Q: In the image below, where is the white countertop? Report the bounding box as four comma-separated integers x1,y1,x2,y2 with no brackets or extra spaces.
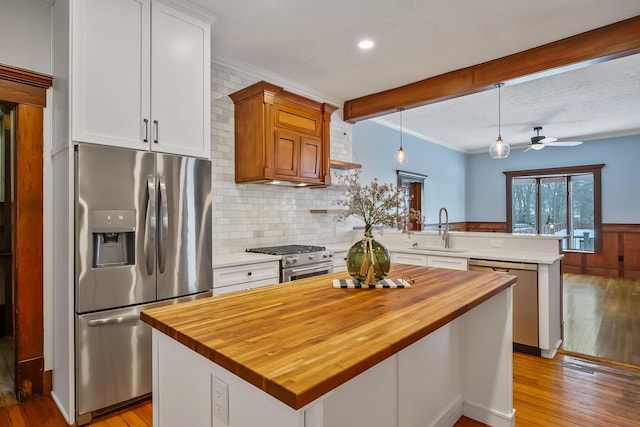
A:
386,245,563,264
214,230,564,269
213,244,563,268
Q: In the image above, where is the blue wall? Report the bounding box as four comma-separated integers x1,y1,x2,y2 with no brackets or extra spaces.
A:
353,121,467,224
466,134,640,223
353,121,640,225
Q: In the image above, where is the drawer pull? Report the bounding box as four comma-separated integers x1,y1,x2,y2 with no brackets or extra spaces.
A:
247,271,252,276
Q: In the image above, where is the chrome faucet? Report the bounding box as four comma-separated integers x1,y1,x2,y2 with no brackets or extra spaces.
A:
438,207,450,248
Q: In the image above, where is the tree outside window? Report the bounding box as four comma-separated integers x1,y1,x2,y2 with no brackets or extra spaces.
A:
505,165,603,252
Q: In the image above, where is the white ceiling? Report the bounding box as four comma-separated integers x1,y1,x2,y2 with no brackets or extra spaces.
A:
191,0,640,153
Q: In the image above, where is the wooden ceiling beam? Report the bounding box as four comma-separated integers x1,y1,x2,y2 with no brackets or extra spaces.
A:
343,15,640,123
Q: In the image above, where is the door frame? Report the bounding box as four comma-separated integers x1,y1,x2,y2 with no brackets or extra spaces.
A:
0,63,53,400
397,170,427,232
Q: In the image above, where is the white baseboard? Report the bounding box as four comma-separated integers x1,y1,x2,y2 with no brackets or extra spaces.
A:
463,400,516,427
431,395,464,427
541,339,563,359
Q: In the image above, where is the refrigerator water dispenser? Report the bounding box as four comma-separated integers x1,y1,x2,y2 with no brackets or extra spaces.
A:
91,210,136,268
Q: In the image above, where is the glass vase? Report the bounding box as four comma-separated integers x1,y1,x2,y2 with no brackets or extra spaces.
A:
346,228,391,285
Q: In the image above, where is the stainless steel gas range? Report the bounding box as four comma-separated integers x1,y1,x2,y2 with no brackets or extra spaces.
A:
246,245,334,282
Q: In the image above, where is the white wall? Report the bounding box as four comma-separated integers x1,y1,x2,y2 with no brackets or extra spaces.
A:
465,134,640,223
209,61,356,256
0,0,52,74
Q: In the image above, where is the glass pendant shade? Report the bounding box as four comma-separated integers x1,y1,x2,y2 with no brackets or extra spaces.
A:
396,109,408,164
490,135,510,159
489,83,510,159
396,146,407,164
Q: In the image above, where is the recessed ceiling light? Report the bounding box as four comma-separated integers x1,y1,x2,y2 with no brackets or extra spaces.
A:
358,40,374,49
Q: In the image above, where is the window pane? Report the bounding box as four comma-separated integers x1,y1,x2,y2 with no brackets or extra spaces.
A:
540,177,566,237
512,177,536,234
570,174,594,251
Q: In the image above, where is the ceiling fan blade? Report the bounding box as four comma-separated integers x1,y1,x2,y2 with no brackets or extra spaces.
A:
544,140,584,147
539,136,557,143
523,146,533,152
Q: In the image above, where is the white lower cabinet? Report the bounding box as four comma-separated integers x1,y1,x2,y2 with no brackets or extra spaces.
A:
391,252,427,266
427,255,468,270
391,252,468,270
213,261,280,295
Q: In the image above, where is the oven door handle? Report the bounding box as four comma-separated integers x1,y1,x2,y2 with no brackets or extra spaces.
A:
285,263,333,274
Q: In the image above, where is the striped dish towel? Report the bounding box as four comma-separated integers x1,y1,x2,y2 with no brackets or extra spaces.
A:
332,278,411,289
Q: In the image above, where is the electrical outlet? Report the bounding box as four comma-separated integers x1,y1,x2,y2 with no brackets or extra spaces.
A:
489,239,503,248
213,376,229,425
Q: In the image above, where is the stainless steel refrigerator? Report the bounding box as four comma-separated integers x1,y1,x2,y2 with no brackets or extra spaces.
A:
74,143,212,425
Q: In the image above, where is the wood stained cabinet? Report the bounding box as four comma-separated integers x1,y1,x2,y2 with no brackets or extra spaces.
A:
230,81,337,186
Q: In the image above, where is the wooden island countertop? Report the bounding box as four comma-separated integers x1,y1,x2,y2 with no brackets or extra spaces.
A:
141,264,516,410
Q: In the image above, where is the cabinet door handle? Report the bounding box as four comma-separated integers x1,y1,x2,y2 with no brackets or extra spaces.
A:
143,119,149,143
153,120,159,144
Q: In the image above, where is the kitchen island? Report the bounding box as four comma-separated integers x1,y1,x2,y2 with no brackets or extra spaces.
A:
141,264,517,427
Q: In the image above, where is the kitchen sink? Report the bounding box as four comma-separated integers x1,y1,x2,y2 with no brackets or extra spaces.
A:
408,246,470,253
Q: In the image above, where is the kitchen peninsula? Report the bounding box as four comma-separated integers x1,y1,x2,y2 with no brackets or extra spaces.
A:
141,264,517,427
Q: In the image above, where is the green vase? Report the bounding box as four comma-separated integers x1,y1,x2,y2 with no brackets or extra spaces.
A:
346,228,391,285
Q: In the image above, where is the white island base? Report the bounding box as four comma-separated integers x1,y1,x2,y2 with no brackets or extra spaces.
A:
151,287,515,427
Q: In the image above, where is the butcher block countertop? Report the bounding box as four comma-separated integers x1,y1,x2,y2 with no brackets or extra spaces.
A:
140,264,516,410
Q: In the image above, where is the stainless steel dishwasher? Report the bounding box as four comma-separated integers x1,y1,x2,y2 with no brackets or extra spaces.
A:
468,259,539,355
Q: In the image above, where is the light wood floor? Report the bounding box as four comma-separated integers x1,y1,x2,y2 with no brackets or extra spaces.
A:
1,352,639,426
563,273,640,366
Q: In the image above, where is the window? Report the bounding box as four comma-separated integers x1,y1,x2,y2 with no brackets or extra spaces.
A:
505,164,604,252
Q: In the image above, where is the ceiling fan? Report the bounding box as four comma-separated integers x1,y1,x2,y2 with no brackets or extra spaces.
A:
523,126,583,152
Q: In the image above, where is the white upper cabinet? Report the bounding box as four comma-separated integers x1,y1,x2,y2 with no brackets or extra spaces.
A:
72,0,210,158
151,3,210,157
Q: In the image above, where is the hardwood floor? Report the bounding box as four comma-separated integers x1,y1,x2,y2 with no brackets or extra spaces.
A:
1,353,639,426
0,336,16,408
514,352,640,426
0,397,152,427
563,273,640,366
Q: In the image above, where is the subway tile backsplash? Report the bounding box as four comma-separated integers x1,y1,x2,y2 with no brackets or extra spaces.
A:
210,61,356,255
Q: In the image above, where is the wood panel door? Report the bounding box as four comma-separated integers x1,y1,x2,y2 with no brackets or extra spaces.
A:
0,64,52,400
14,104,44,399
273,129,298,178
298,135,321,180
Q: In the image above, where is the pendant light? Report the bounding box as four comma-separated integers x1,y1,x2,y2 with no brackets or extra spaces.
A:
395,108,408,165
489,83,511,159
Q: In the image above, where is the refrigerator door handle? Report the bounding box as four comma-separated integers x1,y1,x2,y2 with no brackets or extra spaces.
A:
158,176,169,274
144,175,156,275
87,313,140,327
